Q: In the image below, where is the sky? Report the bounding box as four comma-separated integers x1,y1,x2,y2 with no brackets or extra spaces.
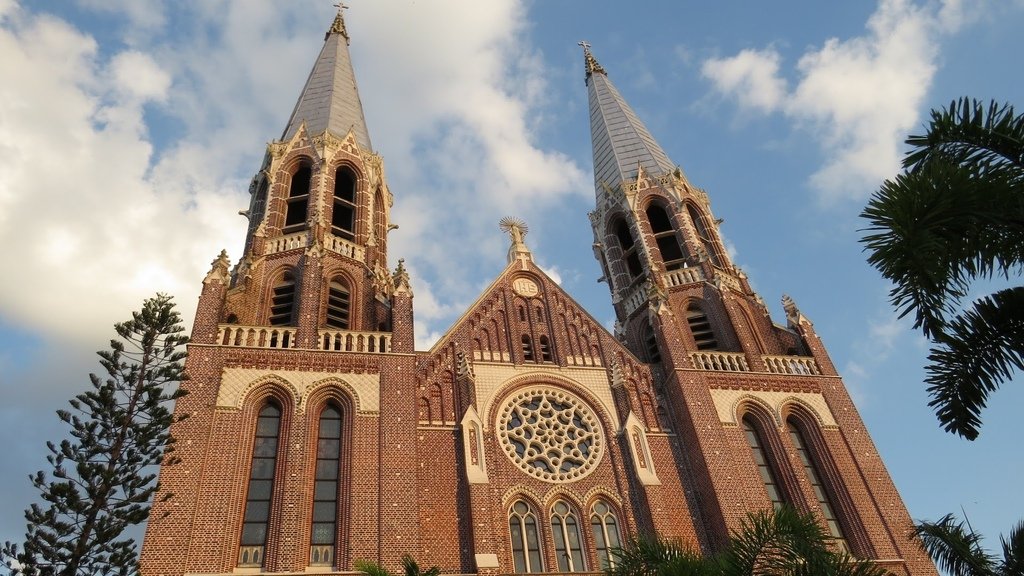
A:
1,0,1022,567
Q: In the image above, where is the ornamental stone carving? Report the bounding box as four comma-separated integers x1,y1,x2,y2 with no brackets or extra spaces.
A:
497,387,603,483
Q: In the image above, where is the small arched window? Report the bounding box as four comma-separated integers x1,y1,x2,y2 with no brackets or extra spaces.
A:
590,500,622,569
646,204,687,270
742,416,785,510
614,219,643,279
686,304,718,350
325,278,351,329
687,204,721,267
509,500,543,573
539,335,552,362
269,272,297,326
642,322,661,363
310,404,343,566
284,165,311,232
522,335,535,362
788,419,849,552
239,401,282,567
332,167,357,240
550,500,585,572
518,306,526,322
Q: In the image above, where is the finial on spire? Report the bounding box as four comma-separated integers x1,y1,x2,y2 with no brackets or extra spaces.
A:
500,216,533,265
579,40,606,80
328,2,350,41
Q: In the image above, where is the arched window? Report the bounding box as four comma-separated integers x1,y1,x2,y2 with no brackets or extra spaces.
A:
332,167,357,240
646,204,686,270
284,165,311,232
239,401,282,567
742,416,785,510
550,500,585,572
522,335,535,362
539,335,552,362
686,304,719,350
269,272,297,326
509,500,543,573
642,322,661,363
310,404,342,566
325,278,351,329
686,204,721,267
590,500,622,569
614,219,643,279
787,419,850,552
536,306,544,321
373,188,386,253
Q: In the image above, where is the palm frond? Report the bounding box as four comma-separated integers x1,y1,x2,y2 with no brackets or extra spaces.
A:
904,98,1024,174
924,287,1024,439
608,536,709,576
914,514,996,576
998,517,1024,576
355,559,393,576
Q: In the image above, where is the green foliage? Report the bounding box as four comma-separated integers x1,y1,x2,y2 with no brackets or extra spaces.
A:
606,507,889,576
2,295,188,576
914,514,1024,576
860,98,1024,439
355,554,440,576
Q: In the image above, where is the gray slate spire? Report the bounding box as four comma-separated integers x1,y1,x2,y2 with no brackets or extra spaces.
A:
584,44,676,197
281,10,372,150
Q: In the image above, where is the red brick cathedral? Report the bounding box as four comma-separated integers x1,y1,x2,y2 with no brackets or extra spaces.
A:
141,11,935,576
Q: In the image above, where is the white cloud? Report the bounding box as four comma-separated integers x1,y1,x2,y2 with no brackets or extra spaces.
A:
701,48,786,112
701,0,978,202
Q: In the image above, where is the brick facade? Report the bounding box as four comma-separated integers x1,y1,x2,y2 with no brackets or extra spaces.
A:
138,14,935,576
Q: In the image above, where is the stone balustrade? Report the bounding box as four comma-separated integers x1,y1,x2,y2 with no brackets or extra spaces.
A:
264,231,308,255
665,266,704,287
319,329,390,353
219,325,298,349
762,354,820,375
690,351,750,372
324,232,365,261
622,283,648,316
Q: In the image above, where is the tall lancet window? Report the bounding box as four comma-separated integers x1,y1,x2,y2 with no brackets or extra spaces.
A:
646,204,686,270
787,419,850,552
742,416,785,510
333,167,357,240
550,500,585,572
614,219,643,279
284,165,311,232
590,500,622,569
239,401,282,568
509,500,543,573
269,272,297,327
686,204,722,267
310,405,343,566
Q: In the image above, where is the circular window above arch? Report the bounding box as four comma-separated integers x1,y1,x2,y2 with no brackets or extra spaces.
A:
497,387,603,483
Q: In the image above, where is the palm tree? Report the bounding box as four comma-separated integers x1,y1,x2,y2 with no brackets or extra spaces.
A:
860,98,1024,440
914,514,1024,576
607,507,890,576
356,554,439,576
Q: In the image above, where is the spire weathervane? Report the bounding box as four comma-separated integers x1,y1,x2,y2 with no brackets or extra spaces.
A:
579,40,606,79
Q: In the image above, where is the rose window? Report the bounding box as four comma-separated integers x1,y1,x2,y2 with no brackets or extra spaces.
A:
497,388,602,482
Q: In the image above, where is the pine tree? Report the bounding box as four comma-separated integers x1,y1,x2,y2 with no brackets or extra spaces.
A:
2,294,188,576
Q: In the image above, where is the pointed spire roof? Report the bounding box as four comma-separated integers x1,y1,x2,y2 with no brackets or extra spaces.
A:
281,9,372,149
583,43,676,197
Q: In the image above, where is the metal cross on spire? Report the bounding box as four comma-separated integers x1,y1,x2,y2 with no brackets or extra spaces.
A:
328,1,350,40
579,40,605,78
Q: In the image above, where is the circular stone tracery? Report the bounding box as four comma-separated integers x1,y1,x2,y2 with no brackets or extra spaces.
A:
497,387,603,482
